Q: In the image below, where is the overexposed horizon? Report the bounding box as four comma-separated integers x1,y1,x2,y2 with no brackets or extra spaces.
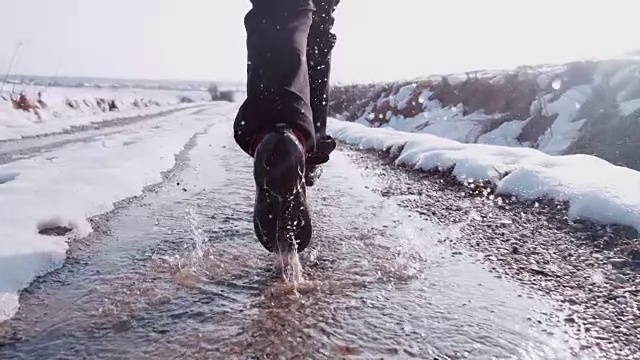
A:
1,0,638,84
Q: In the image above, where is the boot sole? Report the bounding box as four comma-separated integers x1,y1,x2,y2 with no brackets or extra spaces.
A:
253,130,312,254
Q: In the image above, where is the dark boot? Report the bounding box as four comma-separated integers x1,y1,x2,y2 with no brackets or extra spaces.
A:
305,134,336,186
253,125,312,254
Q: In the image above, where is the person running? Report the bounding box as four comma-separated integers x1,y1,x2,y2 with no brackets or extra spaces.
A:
233,0,340,255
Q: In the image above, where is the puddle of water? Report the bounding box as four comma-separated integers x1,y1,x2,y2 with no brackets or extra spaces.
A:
0,117,594,359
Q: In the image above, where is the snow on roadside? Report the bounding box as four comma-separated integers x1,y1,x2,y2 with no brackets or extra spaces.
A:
331,59,640,167
328,119,640,233
0,102,199,141
535,85,592,155
0,86,212,141
0,104,229,322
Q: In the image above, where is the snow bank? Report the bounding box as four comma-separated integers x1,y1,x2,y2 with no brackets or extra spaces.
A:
0,105,225,322
328,119,640,233
0,86,211,141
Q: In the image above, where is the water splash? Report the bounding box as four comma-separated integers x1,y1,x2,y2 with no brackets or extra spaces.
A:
185,207,206,260
275,251,305,285
273,183,308,292
157,207,212,278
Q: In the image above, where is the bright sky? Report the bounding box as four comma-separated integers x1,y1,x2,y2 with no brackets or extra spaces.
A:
0,0,638,83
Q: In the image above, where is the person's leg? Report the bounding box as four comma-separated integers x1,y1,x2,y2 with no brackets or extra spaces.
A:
305,0,340,185
237,0,317,254
308,0,340,139
234,0,316,157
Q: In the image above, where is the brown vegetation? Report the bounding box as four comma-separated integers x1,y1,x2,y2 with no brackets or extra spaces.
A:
11,93,42,120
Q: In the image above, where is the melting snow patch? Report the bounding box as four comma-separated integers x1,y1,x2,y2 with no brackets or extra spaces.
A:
536,85,592,155
328,119,640,234
37,217,92,238
477,120,527,147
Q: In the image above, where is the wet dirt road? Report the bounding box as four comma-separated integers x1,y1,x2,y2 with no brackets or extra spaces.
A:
0,106,594,359
0,105,207,165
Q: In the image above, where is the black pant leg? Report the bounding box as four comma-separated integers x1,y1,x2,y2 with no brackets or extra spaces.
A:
307,0,340,138
234,0,316,156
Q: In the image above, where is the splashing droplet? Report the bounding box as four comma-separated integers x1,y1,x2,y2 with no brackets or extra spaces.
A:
185,207,206,260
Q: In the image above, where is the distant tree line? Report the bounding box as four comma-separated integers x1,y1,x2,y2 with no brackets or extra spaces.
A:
207,83,235,102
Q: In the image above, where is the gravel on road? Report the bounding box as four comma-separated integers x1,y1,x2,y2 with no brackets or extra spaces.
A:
347,145,640,360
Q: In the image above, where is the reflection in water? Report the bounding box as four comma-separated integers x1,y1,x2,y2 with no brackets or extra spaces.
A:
0,123,588,360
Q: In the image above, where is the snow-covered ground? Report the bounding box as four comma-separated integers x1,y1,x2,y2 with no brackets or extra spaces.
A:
328,119,640,234
0,103,233,322
0,86,212,141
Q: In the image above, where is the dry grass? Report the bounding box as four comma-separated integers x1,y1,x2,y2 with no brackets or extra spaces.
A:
11,93,43,120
